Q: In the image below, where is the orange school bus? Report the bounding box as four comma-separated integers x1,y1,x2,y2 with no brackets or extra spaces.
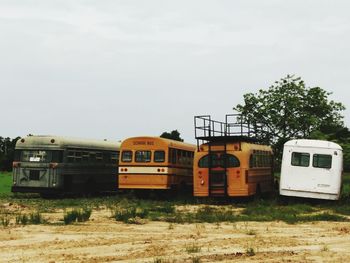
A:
118,137,196,191
194,115,274,197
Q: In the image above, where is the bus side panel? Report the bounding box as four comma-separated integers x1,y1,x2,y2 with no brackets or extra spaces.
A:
227,168,249,197
62,164,118,192
119,174,170,189
193,164,209,197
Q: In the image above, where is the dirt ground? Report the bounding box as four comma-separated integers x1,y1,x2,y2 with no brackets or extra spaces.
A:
1,207,350,263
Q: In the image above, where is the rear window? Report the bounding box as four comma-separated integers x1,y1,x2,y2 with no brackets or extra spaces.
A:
135,151,151,162
198,154,240,168
313,154,332,169
291,152,310,167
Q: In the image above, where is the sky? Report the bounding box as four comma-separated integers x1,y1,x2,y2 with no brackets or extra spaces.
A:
1,0,349,143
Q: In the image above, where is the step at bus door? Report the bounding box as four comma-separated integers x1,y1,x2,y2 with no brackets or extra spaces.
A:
209,170,227,197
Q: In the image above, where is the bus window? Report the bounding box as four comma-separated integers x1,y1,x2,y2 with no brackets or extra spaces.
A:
52,151,63,163
224,154,240,167
198,155,209,168
313,154,332,169
89,152,96,162
75,152,82,163
291,152,310,167
135,151,151,162
121,151,132,162
96,152,103,162
67,151,75,162
169,148,177,164
22,150,49,163
82,152,89,162
111,152,119,163
198,154,219,168
154,151,165,162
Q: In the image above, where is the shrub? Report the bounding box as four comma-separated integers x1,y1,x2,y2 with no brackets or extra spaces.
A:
29,211,43,224
1,215,10,227
185,243,202,253
114,206,149,223
16,214,29,225
64,208,92,225
246,247,255,256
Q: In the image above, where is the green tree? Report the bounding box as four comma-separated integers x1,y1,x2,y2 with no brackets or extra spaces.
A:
234,75,345,167
309,125,350,172
0,136,21,171
160,130,184,142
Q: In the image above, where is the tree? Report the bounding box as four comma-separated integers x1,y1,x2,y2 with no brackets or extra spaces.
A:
309,125,350,172
160,130,184,142
234,75,345,166
0,136,21,171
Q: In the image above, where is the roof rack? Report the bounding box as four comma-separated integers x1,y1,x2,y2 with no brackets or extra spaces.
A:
194,114,269,149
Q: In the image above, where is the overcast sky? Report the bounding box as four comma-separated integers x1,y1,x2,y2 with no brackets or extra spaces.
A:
1,0,349,143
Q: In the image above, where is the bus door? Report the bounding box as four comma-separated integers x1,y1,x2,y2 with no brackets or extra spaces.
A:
208,152,227,197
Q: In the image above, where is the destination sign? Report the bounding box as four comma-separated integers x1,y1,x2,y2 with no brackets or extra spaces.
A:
133,141,154,145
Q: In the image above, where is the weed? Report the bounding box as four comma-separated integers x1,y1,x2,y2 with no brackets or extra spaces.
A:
16,214,29,225
321,244,329,252
1,215,10,227
246,247,255,256
63,207,91,225
185,243,202,253
191,256,201,263
153,258,173,263
126,216,146,225
77,207,92,222
246,229,257,236
64,210,79,225
168,223,174,230
29,211,43,224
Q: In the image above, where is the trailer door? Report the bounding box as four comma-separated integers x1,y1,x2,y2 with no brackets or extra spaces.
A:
310,150,341,195
281,150,313,192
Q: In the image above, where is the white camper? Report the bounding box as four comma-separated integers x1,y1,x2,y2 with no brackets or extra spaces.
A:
280,139,343,200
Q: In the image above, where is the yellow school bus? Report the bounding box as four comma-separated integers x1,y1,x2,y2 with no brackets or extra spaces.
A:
118,136,196,191
193,115,274,197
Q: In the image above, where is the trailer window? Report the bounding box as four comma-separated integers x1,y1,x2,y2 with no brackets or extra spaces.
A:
291,152,310,167
135,151,151,162
313,154,332,169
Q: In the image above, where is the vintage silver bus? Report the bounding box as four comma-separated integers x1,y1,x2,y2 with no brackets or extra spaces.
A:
12,135,120,195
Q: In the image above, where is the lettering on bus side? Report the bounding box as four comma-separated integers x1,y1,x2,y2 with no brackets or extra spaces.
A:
133,141,155,146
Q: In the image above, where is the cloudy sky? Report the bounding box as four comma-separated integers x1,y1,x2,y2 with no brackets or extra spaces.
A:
1,0,349,143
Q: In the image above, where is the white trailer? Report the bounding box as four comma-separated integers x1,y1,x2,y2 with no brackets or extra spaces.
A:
280,139,343,200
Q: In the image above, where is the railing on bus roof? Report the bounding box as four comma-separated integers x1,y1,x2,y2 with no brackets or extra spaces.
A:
194,114,270,149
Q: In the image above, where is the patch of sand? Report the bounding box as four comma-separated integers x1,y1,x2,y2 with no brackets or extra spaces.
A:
0,208,350,262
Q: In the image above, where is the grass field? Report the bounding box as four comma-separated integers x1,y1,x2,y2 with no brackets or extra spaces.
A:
0,172,12,194
1,172,350,225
